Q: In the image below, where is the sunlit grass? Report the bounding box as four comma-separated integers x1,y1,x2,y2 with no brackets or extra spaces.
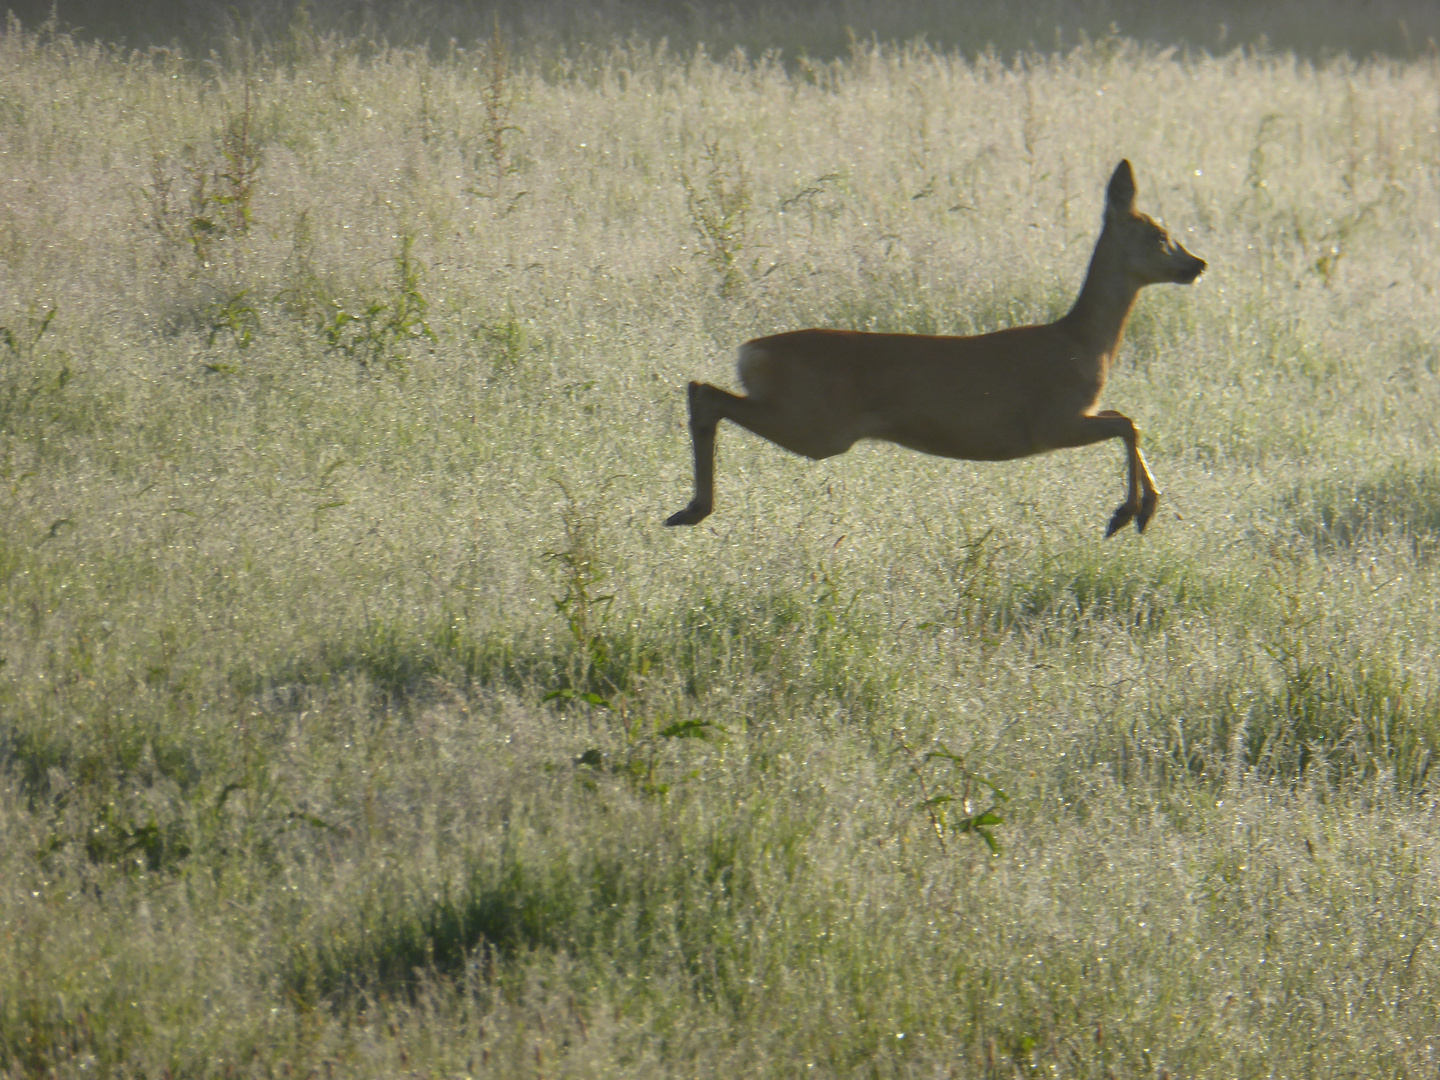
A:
3,10,1440,1078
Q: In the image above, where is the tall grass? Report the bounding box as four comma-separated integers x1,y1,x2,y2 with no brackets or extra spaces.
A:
2,10,1440,1077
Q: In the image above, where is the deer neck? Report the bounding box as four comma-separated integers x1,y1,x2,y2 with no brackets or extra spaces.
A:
1059,233,1141,374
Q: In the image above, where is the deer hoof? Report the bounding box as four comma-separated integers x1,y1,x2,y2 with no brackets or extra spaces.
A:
1135,491,1161,534
1104,503,1136,538
664,502,711,527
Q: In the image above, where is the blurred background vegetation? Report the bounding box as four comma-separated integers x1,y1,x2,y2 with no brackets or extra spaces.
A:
9,0,1440,60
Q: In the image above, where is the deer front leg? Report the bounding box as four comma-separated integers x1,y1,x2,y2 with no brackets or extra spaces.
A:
1094,410,1161,537
1129,443,1162,534
665,381,724,526
1044,411,1161,538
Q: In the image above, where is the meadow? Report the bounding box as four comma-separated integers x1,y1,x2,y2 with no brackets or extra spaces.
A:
2,10,1440,1077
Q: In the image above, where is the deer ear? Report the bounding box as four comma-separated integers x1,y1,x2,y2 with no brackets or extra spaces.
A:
1106,159,1136,214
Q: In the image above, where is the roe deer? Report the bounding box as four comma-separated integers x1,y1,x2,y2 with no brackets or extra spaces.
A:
665,159,1205,537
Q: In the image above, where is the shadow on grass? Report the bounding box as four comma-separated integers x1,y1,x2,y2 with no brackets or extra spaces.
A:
246,579,888,715
1156,653,1439,791
290,855,577,1003
1,701,210,873
981,546,1227,636
240,614,562,704
286,801,805,1009
1288,463,1440,558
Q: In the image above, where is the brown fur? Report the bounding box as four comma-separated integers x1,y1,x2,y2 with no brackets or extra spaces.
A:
665,160,1206,537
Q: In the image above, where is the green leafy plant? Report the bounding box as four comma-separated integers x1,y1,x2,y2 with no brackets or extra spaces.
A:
681,136,752,295
543,479,618,708
204,289,260,356
321,234,435,370
212,83,263,239
543,483,714,794
305,455,349,531
919,523,999,635
83,802,192,873
465,21,526,211
475,309,528,373
572,714,723,797
0,304,64,423
143,83,263,267
895,732,1009,854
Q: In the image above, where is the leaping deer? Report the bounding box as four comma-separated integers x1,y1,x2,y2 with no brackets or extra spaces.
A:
665,159,1205,537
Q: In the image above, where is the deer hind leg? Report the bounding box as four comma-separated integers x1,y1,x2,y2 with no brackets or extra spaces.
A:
665,380,853,526
665,382,726,526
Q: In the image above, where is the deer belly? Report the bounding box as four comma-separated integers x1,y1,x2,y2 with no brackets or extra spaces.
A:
875,406,1036,463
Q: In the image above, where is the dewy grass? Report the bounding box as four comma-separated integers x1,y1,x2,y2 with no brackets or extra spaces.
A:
3,13,1440,1078
1287,462,1440,559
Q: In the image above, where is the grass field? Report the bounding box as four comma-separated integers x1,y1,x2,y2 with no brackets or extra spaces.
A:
3,9,1440,1077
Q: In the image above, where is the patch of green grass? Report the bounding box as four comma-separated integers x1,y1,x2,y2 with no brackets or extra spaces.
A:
937,541,1233,637
1154,647,1440,788
1290,462,1440,558
288,769,833,1007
